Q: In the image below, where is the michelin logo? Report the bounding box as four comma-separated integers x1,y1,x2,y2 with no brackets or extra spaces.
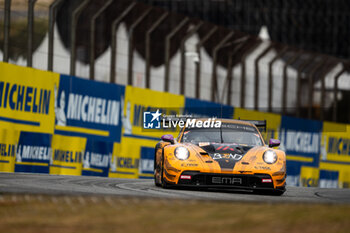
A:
16,145,52,162
83,152,111,169
55,88,121,126
279,129,320,154
0,81,51,115
143,109,161,129
54,85,66,126
121,96,132,134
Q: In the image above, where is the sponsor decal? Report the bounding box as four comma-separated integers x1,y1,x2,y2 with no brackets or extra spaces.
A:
212,153,243,161
254,166,271,170
180,175,191,180
212,177,242,185
180,163,198,167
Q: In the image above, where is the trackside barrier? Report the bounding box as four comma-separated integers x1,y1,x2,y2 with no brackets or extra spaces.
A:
0,62,349,188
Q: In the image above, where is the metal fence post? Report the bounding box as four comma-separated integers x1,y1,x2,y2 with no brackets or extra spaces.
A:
225,37,250,105
282,50,302,115
254,44,274,110
211,31,234,102
296,55,315,118
89,0,114,80
70,0,91,76
145,12,168,89
48,0,64,71
180,22,203,95
110,2,136,83
128,8,152,86
27,0,37,67
239,41,261,109
307,57,328,119
319,60,336,121
195,26,218,99
332,64,346,122
267,46,288,112
164,17,189,92
3,0,11,62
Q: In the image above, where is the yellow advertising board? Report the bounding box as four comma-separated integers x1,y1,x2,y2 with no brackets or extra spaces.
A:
118,86,185,178
0,128,20,172
300,166,319,187
233,108,281,143
0,62,59,134
109,139,141,179
50,134,86,176
320,122,350,188
122,85,185,138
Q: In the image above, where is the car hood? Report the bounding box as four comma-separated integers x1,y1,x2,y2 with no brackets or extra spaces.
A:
187,142,260,170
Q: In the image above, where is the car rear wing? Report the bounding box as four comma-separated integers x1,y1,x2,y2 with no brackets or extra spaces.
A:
241,120,267,133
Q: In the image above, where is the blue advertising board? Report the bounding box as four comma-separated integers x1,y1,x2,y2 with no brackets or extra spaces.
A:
279,116,323,185
15,132,52,173
184,97,234,118
82,140,113,177
54,75,125,142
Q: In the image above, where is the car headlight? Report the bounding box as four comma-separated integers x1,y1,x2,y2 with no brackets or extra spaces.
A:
174,147,189,160
263,150,277,164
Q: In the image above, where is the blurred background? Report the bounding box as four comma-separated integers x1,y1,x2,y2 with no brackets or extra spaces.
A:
1,0,350,123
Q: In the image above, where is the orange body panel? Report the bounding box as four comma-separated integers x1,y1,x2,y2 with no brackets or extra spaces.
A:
154,119,286,191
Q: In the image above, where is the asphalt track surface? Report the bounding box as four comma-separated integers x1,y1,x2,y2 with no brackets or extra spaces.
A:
1,173,350,204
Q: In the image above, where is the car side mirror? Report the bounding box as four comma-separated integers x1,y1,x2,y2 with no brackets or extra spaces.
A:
161,134,174,144
269,139,280,148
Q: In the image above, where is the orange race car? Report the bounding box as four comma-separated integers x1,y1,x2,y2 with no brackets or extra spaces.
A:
154,119,286,195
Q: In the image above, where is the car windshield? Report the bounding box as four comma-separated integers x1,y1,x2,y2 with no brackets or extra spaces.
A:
181,123,264,146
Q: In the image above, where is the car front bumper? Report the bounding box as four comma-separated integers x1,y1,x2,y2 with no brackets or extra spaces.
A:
173,171,285,191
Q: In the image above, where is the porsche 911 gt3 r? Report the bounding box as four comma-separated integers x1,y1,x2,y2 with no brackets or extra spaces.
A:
154,119,286,195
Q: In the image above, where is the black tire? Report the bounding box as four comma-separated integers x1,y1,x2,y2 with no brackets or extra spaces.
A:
154,146,161,187
160,149,169,189
254,189,285,196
